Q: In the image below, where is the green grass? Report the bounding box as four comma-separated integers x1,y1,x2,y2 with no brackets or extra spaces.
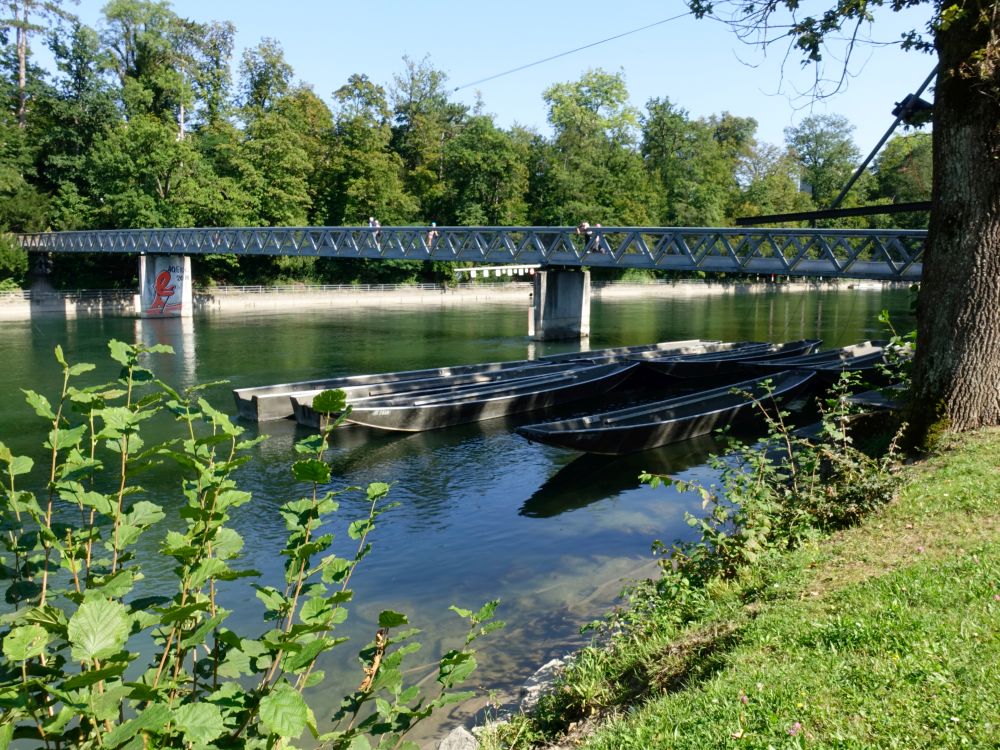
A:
481,430,1000,749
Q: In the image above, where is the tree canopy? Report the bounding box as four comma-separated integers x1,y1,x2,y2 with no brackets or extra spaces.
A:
0,0,930,289
686,0,1000,437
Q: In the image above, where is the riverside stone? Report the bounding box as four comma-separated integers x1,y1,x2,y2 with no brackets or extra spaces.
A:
520,657,569,712
438,725,479,750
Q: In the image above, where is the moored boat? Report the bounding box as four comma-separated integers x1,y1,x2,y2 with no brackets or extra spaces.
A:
233,339,719,422
339,361,640,432
515,369,816,455
637,339,822,379
292,361,595,428
737,341,886,384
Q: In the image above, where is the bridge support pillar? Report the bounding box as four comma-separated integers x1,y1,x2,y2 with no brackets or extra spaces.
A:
28,251,55,293
529,269,590,341
138,255,192,318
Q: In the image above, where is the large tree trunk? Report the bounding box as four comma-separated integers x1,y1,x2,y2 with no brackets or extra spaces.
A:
910,4,1000,439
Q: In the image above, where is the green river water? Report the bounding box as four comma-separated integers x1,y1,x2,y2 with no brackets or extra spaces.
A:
0,286,914,742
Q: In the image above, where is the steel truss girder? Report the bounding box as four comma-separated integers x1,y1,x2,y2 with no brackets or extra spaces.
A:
17,226,926,281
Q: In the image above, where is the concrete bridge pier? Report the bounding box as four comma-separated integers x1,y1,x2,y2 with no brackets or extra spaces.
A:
529,268,590,341
138,254,192,318
28,251,55,293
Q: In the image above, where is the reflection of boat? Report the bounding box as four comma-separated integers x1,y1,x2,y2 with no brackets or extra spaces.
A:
233,339,718,422
516,370,815,455
637,339,822,379
737,341,886,384
520,433,724,518
340,361,640,432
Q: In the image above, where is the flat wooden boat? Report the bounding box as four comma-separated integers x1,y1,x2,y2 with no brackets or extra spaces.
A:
232,339,717,422
638,339,822,379
738,341,886,383
516,369,816,455
339,361,640,432
233,359,557,422
292,361,592,428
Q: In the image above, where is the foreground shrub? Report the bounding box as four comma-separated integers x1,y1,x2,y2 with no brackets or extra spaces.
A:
0,341,500,749
643,374,903,619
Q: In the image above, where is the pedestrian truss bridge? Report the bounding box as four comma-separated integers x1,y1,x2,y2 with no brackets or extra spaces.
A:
19,225,925,281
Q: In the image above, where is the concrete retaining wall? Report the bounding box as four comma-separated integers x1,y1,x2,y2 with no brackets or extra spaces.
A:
0,279,908,321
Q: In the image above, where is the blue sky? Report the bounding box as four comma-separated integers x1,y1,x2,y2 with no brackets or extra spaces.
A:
67,0,935,150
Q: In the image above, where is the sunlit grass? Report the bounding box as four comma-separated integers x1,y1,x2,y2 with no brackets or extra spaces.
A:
481,429,1000,749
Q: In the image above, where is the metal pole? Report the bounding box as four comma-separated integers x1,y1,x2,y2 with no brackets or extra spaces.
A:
828,66,938,212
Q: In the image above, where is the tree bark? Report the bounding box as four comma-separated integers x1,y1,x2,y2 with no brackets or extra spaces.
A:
910,2,1000,438
17,2,27,129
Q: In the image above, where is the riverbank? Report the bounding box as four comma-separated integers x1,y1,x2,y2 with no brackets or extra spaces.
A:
475,429,1000,749
0,278,908,320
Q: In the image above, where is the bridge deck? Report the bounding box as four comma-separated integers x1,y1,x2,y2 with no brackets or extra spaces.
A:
18,226,926,281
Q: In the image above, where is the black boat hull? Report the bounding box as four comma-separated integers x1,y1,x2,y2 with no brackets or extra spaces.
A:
344,362,639,432
517,370,816,455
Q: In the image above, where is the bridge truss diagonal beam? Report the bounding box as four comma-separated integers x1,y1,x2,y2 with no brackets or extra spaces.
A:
17,225,926,281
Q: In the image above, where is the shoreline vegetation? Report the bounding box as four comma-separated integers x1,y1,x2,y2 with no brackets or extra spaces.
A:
473,422,1000,749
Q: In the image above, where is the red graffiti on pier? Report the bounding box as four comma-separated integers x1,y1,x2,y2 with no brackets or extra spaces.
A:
147,270,176,314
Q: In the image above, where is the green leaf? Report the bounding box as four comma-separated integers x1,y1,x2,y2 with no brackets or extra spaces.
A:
311,389,346,415
217,647,252,678
8,455,32,477
474,600,499,623
215,489,252,510
180,612,229,649
255,586,288,612
62,662,126,689
347,519,373,540
292,459,331,484
299,597,332,625
125,501,164,528
46,424,87,451
294,433,326,454
76,492,115,516
438,650,477,688
259,682,309,738
108,339,132,367
103,703,171,748
53,345,67,367
2,624,48,661
189,558,232,588
97,407,138,437
68,362,96,377
212,527,244,560
366,482,390,500
282,638,334,673
67,599,129,661
434,690,475,708
378,610,409,628
90,570,137,599
172,702,226,745
22,390,55,420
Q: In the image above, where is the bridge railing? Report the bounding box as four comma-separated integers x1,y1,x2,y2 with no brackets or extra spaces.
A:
17,225,927,281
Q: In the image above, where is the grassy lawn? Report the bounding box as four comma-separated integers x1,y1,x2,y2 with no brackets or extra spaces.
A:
483,429,1000,749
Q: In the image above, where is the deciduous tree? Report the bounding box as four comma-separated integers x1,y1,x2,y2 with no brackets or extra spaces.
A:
689,0,1000,437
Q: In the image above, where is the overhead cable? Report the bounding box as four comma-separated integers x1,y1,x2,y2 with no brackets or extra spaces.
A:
453,11,692,91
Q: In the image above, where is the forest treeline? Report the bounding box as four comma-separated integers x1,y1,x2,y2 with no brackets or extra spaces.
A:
0,0,931,290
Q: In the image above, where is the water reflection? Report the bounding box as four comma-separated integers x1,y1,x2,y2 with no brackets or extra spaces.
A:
135,315,197,386
521,433,725,518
